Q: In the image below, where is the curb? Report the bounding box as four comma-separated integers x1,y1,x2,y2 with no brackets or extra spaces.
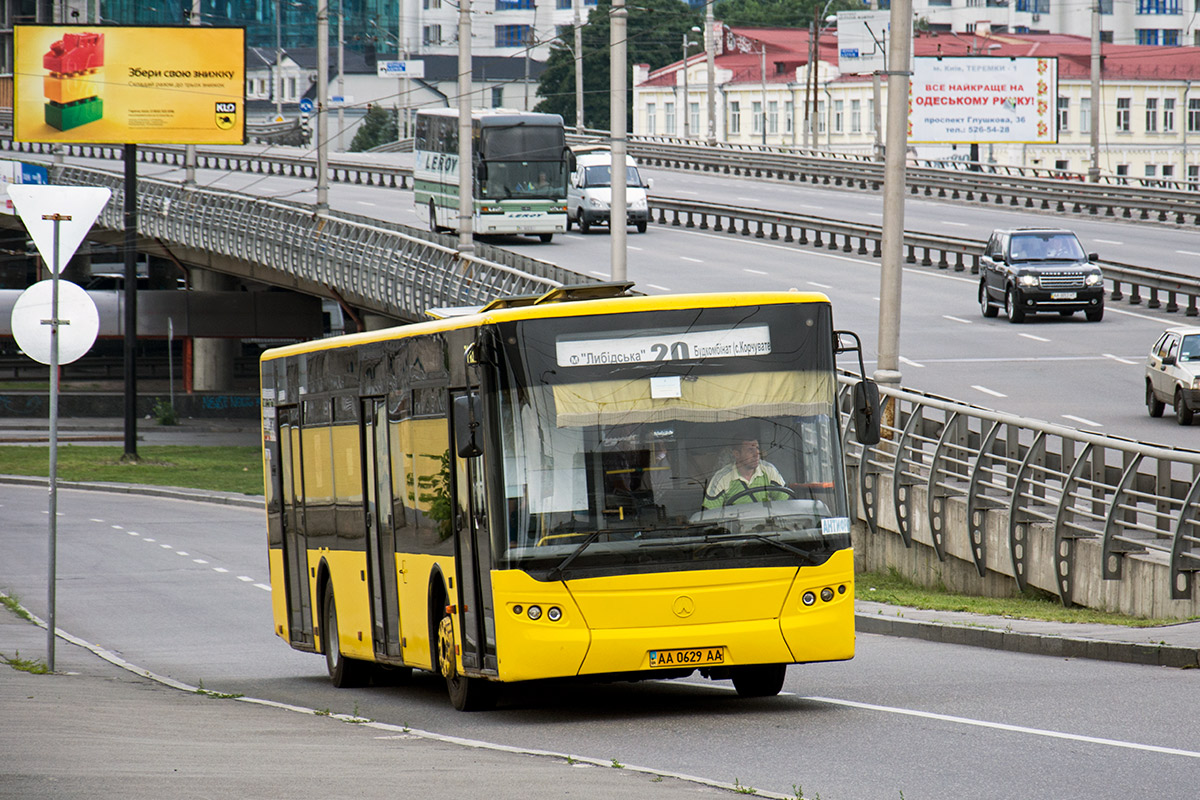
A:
855,612,1200,669
0,474,263,509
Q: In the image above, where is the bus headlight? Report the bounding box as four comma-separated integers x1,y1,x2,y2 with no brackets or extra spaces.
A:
820,587,835,602
802,591,816,606
480,204,505,214
587,198,609,210
527,605,542,620
547,606,562,622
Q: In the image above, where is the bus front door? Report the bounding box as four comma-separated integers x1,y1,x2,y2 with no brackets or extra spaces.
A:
363,398,402,660
278,407,314,647
449,390,498,675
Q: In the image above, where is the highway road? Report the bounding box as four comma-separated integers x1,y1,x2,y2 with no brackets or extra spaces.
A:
33,148,1200,449
2,485,1199,800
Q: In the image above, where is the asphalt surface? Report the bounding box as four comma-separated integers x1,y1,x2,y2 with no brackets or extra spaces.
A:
2,416,1199,798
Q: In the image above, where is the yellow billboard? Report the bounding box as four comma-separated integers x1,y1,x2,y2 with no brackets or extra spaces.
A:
14,25,245,145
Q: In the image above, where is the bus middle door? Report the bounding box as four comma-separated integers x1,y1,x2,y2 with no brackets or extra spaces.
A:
363,398,402,660
449,389,498,675
278,406,314,647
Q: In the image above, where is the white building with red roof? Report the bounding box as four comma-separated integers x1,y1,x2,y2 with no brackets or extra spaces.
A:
633,23,1200,182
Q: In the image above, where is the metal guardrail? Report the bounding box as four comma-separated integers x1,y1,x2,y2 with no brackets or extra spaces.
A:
49,165,576,321
651,196,1200,318
627,137,1200,227
626,133,1200,195
836,377,1200,611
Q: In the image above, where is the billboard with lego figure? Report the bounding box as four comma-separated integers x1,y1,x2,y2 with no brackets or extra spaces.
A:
13,26,245,145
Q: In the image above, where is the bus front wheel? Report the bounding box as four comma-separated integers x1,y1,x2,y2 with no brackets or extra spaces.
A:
539,233,553,243
731,664,786,698
437,613,496,711
323,586,370,688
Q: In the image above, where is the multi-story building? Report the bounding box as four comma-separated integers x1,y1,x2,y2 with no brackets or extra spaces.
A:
912,0,1200,48
634,24,1200,181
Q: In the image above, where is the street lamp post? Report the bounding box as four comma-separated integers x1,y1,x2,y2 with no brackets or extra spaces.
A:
610,0,627,282
275,0,283,118
574,0,584,132
681,30,699,139
705,1,716,145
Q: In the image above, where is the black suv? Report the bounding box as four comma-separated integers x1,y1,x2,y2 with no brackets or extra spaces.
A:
979,228,1105,323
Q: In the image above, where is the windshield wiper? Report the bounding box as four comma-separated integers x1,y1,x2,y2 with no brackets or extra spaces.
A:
544,530,601,581
640,529,824,564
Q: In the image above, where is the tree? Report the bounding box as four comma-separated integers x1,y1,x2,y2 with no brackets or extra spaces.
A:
349,105,398,152
534,0,703,131
712,0,860,29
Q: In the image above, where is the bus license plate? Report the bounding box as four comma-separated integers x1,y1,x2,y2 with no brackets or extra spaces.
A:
648,647,725,668
1051,292,1077,300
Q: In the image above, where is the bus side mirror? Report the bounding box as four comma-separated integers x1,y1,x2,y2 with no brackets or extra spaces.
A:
852,380,881,445
454,394,483,458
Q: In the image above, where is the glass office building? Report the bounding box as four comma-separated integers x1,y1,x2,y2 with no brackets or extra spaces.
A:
98,1,399,56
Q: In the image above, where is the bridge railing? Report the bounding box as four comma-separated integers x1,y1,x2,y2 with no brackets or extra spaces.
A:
837,377,1200,616
53,165,576,320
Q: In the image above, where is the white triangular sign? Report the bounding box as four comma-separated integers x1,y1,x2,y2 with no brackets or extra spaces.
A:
8,185,112,274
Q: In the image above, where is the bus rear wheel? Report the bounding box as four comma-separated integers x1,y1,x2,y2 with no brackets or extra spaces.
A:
437,613,496,711
539,233,553,243
731,664,786,698
323,586,370,688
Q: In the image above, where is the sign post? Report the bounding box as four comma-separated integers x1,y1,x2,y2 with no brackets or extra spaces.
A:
8,184,110,672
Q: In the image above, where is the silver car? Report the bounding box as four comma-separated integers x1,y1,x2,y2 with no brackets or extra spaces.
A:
1146,326,1200,425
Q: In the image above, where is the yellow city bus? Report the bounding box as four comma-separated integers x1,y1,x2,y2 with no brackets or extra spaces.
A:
260,284,880,710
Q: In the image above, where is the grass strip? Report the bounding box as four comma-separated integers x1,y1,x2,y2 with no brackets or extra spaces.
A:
0,445,262,495
858,567,1192,628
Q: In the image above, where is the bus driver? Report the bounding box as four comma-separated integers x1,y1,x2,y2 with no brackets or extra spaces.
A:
702,435,790,509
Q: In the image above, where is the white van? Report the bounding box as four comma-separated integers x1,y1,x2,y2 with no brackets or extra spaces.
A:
566,149,652,234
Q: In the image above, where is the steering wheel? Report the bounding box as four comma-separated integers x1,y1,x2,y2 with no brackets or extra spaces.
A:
722,484,799,506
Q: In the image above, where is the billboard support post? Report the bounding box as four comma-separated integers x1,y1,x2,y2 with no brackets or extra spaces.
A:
123,144,138,460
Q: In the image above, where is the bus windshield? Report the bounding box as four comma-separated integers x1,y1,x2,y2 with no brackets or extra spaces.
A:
480,160,567,200
478,124,567,199
492,304,850,580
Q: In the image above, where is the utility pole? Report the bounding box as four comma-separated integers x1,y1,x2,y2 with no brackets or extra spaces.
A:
398,0,408,139
275,0,283,117
682,33,690,138
574,0,584,132
337,5,345,152
876,0,912,395
705,2,716,145
805,20,816,148
610,0,627,281
317,0,329,213
184,0,199,186
760,44,767,145
1088,0,1101,182
458,0,474,255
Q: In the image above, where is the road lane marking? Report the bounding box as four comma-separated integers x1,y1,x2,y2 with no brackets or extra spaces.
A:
160,543,173,549
647,283,671,291
255,583,272,591
744,268,768,275
213,567,229,573
944,315,972,324
972,385,1007,398
193,559,208,564
90,518,104,523
627,245,643,251
1019,333,1050,342
1104,353,1139,365
1063,414,1103,427
1094,239,1123,245
900,357,926,368
238,576,254,582
680,256,703,263
1176,250,1200,257
806,696,1200,760
942,221,968,227
808,281,832,289
111,525,123,530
